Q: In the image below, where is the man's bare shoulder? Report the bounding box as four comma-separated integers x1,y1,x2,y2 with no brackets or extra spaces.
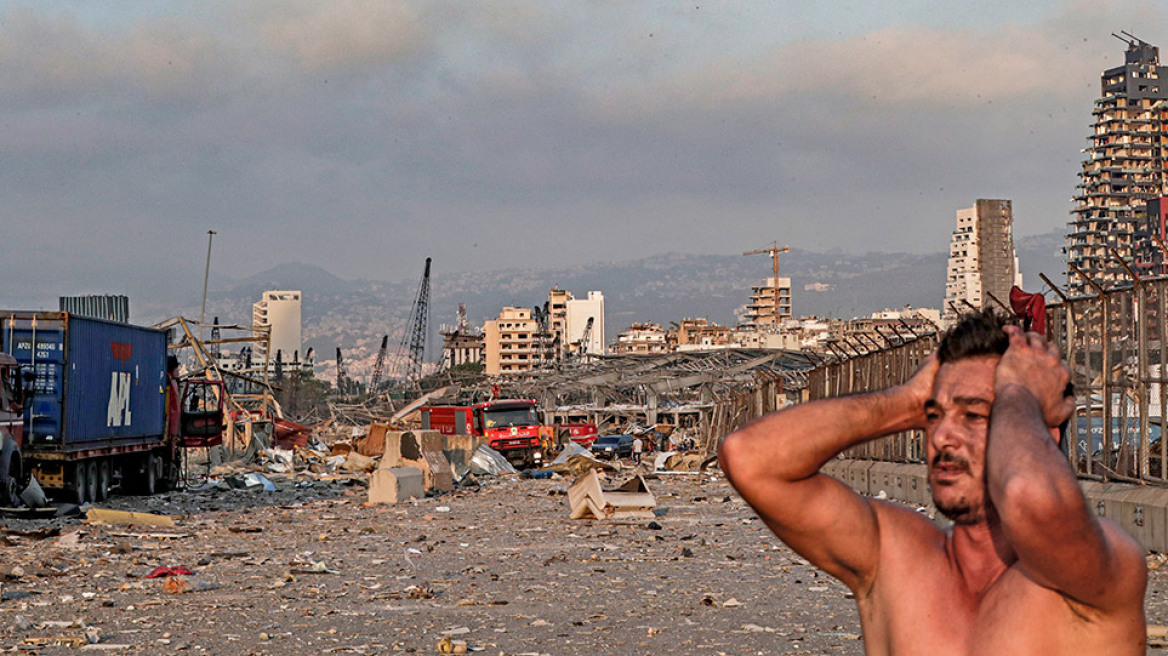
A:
869,499,948,545
854,500,951,596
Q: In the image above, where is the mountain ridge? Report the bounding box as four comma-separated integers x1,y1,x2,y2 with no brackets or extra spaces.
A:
134,229,1068,367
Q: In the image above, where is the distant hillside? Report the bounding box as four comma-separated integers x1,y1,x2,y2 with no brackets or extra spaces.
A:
134,229,1068,374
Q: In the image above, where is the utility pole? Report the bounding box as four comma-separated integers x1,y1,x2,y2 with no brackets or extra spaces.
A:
200,229,217,339
743,241,790,326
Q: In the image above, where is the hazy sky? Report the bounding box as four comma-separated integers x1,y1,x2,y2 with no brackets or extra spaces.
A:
4,0,1166,309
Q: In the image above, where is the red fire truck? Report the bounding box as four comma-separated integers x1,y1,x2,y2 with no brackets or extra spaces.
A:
557,422,598,448
420,399,547,468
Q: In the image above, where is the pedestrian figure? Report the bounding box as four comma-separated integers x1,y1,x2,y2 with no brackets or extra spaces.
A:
720,311,1147,655
632,436,643,466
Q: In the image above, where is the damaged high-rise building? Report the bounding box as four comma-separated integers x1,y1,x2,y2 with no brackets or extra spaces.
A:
1068,34,1168,294
943,200,1020,324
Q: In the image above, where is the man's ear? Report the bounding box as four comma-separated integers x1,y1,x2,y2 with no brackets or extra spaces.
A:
1054,417,1069,445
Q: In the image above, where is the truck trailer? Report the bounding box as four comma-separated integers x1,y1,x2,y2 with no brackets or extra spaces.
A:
0,311,223,505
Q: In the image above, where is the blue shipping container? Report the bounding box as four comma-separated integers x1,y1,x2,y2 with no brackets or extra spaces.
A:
0,311,167,451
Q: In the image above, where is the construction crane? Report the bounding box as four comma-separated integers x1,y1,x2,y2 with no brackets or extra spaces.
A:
335,347,348,396
370,335,388,391
577,316,594,359
397,257,432,385
743,241,790,326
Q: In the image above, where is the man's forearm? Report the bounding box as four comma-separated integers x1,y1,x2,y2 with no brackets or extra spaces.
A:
986,383,1105,578
722,384,925,483
986,385,1083,513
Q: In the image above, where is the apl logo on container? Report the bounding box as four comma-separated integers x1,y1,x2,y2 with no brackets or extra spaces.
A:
108,372,133,427
107,342,134,428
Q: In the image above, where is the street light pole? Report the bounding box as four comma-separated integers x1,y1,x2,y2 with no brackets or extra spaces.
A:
200,230,217,338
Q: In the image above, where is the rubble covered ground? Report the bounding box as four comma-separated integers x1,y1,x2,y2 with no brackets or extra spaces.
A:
5,471,1168,654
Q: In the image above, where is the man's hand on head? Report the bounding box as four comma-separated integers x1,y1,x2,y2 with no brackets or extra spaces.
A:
902,353,940,430
996,325,1075,428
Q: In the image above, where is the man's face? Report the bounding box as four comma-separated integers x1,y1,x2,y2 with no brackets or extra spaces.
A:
925,356,998,525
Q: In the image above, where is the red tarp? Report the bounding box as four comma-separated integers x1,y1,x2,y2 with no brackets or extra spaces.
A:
1009,285,1046,335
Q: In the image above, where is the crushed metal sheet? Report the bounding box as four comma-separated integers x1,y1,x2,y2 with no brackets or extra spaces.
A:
469,445,517,476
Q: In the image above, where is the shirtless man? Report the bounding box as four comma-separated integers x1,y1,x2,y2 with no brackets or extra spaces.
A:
719,311,1147,655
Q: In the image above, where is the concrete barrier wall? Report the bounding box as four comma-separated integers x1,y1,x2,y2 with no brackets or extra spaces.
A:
826,459,1168,554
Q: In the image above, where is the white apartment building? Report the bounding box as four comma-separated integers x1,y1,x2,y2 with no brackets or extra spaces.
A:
566,291,606,357
253,290,303,364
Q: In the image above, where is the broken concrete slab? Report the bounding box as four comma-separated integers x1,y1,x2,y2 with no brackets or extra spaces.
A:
414,448,454,494
367,467,424,505
441,433,477,478
567,469,656,521
371,430,453,493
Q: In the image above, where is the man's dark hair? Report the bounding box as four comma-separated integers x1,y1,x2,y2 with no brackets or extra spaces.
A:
937,309,1012,364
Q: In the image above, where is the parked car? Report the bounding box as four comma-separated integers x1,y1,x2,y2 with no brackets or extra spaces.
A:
590,434,636,460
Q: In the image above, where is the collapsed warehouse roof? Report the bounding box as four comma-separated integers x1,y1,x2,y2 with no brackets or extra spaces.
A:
456,348,818,453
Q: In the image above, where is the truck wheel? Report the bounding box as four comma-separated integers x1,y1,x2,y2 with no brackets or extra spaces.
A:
96,459,111,501
70,462,88,505
85,460,99,505
0,451,21,508
154,454,171,493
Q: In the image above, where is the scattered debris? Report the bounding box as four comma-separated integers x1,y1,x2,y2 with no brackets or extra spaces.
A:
547,442,618,477
1150,624,1168,647
436,636,469,653
469,445,517,476
18,475,49,508
85,508,175,527
567,470,656,520
145,566,194,579
161,577,220,594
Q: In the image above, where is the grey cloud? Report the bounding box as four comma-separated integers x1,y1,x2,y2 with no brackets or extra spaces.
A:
2,0,1167,308
0,8,232,106
255,0,428,73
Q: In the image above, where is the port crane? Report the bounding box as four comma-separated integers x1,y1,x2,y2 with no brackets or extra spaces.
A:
395,257,432,385
369,335,388,391
335,347,348,396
